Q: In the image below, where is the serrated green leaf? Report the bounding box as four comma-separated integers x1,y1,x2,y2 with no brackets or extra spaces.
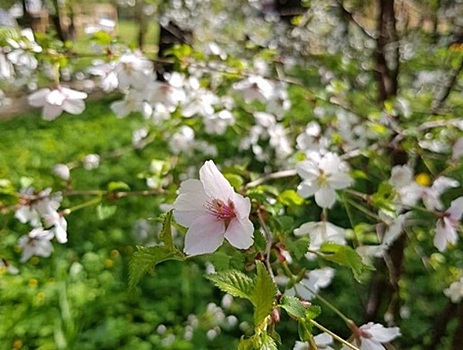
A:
238,337,254,350
96,204,117,220
259,332,278,350
251,261,277,326
253,230,267,252
319,243,369,281
205,270,254,300
280,296,306,318
159,211,174,250
129,246,184,292
305,305,321,320
286,237,310,260
107,181,131,192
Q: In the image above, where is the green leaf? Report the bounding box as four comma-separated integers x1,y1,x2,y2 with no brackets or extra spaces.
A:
319,243,370,281
297,305,321,341
280,296,306,318
253,230,267,252
277,189,304,206
224,173,244,190
305,305,321,320
159,211,174,250
96,204,117,220
129,246,184,292
286,237,310,260
259,332,278,350
107,181,131,192
251,261,277,326
205,270,254,300
298,318,313,342
238,337,254,350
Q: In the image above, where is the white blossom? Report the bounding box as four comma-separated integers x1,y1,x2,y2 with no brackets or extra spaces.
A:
18,228,54,262
28,87,88,120
297,152,353,208
444,277,463,303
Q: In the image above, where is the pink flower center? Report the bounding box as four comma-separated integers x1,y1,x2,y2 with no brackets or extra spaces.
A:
205,198,236,222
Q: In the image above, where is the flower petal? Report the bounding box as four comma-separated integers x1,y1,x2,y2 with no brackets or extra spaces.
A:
27,88,50,107
362,322,401,343
184,215,225,255
224,217,254,249
63,99,86,115
315,187,336,208
199,160,234,201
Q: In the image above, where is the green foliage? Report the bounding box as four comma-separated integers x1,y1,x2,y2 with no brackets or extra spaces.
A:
251,261,278,326
205,269,254,300
280,296,306,319
319,243,373,281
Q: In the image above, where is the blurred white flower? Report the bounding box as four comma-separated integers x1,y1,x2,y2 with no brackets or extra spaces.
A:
297,152,353,208
285,267,335,301
53,164,70,181
444,277,463,303
173,160,254,255
83,154,100,170
434,197,463,251
169,126,195,155
203,110,235,135
232,75,275,103
18,227,54,262
294,333,334,350
346,322,401,350
114,51,154,90
110,89,152,118
294,220,346,251
28,87,88,120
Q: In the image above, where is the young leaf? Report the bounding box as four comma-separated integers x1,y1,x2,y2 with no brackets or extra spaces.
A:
286,237,310,260
96,204,117,220
251,261,277,326
159,210,174,250
205,269,254,300
280,295,306,319
129,245,184,292
319,243,370,281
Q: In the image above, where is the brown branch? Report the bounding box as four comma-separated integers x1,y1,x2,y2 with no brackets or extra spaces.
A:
423,301,458,350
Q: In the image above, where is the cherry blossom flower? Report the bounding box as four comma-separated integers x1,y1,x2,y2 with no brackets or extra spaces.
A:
294,220,346,251
444,277,463,303
53,164,70,181
110,89,152,118
83,154,100,170
434,197,463,251
169,126,195,155
232,75,275,103
294,333,334,350
297,152,353,208
27,87,88,120
114,51,154,90
285,267,335,301
173,160,254,256
345,322,401,350
18,228,54,262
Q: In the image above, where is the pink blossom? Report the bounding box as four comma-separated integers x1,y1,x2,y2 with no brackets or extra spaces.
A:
173,160,254,255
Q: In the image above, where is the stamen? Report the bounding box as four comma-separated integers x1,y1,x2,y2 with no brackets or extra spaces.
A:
205,198,236,220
